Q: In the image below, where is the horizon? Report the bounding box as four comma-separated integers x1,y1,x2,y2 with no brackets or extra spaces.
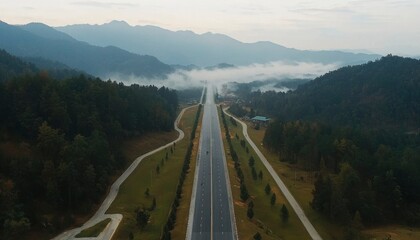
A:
1,0,420,56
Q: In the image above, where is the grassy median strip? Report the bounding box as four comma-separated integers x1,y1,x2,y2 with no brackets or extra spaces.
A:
161,104,202,239
219,107,310,240
107,106,199,240
246,122,342,240
170,107,203,239
75,218,111,238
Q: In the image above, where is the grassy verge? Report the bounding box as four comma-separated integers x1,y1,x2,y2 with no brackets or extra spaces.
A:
363,225,420,240
161,104,202,239
170,108,203,239
75,218,111,238
219,108,310,240
107,106,199,240
246,123,346,240
245,119,420,240
121,131,179,164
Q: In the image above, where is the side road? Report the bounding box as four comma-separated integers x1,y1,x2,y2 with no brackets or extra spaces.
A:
52,105,195,240
223,109,323,240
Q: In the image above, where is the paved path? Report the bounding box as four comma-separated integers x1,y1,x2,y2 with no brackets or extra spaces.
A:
223,109,323,240
52,105,196,240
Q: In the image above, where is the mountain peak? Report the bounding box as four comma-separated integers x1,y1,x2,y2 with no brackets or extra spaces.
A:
20,22,76,42
108,20,130,26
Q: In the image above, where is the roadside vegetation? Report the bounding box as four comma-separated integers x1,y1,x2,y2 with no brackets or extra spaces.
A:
170,106,203,239
161,104,202,239
107,105,201,239
224,56,420,240
0,67,178,239
219,107,310,240
247,125,344,240
74,218,111,238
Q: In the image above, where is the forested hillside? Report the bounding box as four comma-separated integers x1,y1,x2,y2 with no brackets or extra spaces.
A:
263,121,420,226
231,55,420,233
0,49,37,81
0,66,177,238
246,55,420,131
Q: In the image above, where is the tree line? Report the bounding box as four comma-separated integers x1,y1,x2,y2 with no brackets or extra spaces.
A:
264,120,420,227
235,55,420,132
0,73,178,239
161,104,202,240
220,107,250,201
225,56,420,238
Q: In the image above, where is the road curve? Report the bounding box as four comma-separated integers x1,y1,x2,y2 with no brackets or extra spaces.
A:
223,109,323,240
52,105,197,240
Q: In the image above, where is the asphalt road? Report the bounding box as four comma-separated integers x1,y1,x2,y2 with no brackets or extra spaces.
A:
224,109,323,240
187,86,237,240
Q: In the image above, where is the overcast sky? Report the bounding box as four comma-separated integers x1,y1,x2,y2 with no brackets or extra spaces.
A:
1,0,420,55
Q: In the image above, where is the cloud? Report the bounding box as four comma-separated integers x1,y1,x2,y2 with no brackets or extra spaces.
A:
292,7,355,15
108,61,337,91
72,1,137,8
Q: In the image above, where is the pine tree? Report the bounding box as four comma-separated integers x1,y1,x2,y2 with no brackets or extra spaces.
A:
253,232,262,240
271,193,276,206
240,183,250,201
281,204,289,222
265,183,271,195
247,204,254,219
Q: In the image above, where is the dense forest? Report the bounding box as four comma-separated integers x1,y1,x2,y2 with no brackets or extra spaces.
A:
264,121,420,226
0,49,37,81
0,50,178,239
239,55,420,131
230,56,420,230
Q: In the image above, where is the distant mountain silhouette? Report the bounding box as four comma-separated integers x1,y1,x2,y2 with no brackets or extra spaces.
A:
57,20,381,67
0,21,173,78
20,22,77,42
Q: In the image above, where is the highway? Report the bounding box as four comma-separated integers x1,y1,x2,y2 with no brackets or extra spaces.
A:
187,86,237,240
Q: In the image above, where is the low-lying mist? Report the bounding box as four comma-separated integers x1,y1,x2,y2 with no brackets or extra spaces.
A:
108,61,338,91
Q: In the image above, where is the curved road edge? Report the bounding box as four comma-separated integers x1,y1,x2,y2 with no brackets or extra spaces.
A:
52,105,197,240
223,108,323,240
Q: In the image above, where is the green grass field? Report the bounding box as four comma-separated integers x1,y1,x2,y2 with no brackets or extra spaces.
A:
246,124,344,240
220,109,310,240
171,108,203,239
75,218,111,238
107,106,199,240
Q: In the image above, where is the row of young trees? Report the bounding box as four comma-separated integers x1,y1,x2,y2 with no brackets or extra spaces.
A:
220,108,250,201
223,110,291,239
161,104,202,240
0,73,178,239
264,120,420,226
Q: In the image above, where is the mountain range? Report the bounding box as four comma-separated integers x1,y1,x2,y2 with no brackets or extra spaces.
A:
0,21,173,78
0,20,382,80
57,20,381,67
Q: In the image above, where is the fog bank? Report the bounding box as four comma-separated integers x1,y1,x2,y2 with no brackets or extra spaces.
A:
109,61,338,91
